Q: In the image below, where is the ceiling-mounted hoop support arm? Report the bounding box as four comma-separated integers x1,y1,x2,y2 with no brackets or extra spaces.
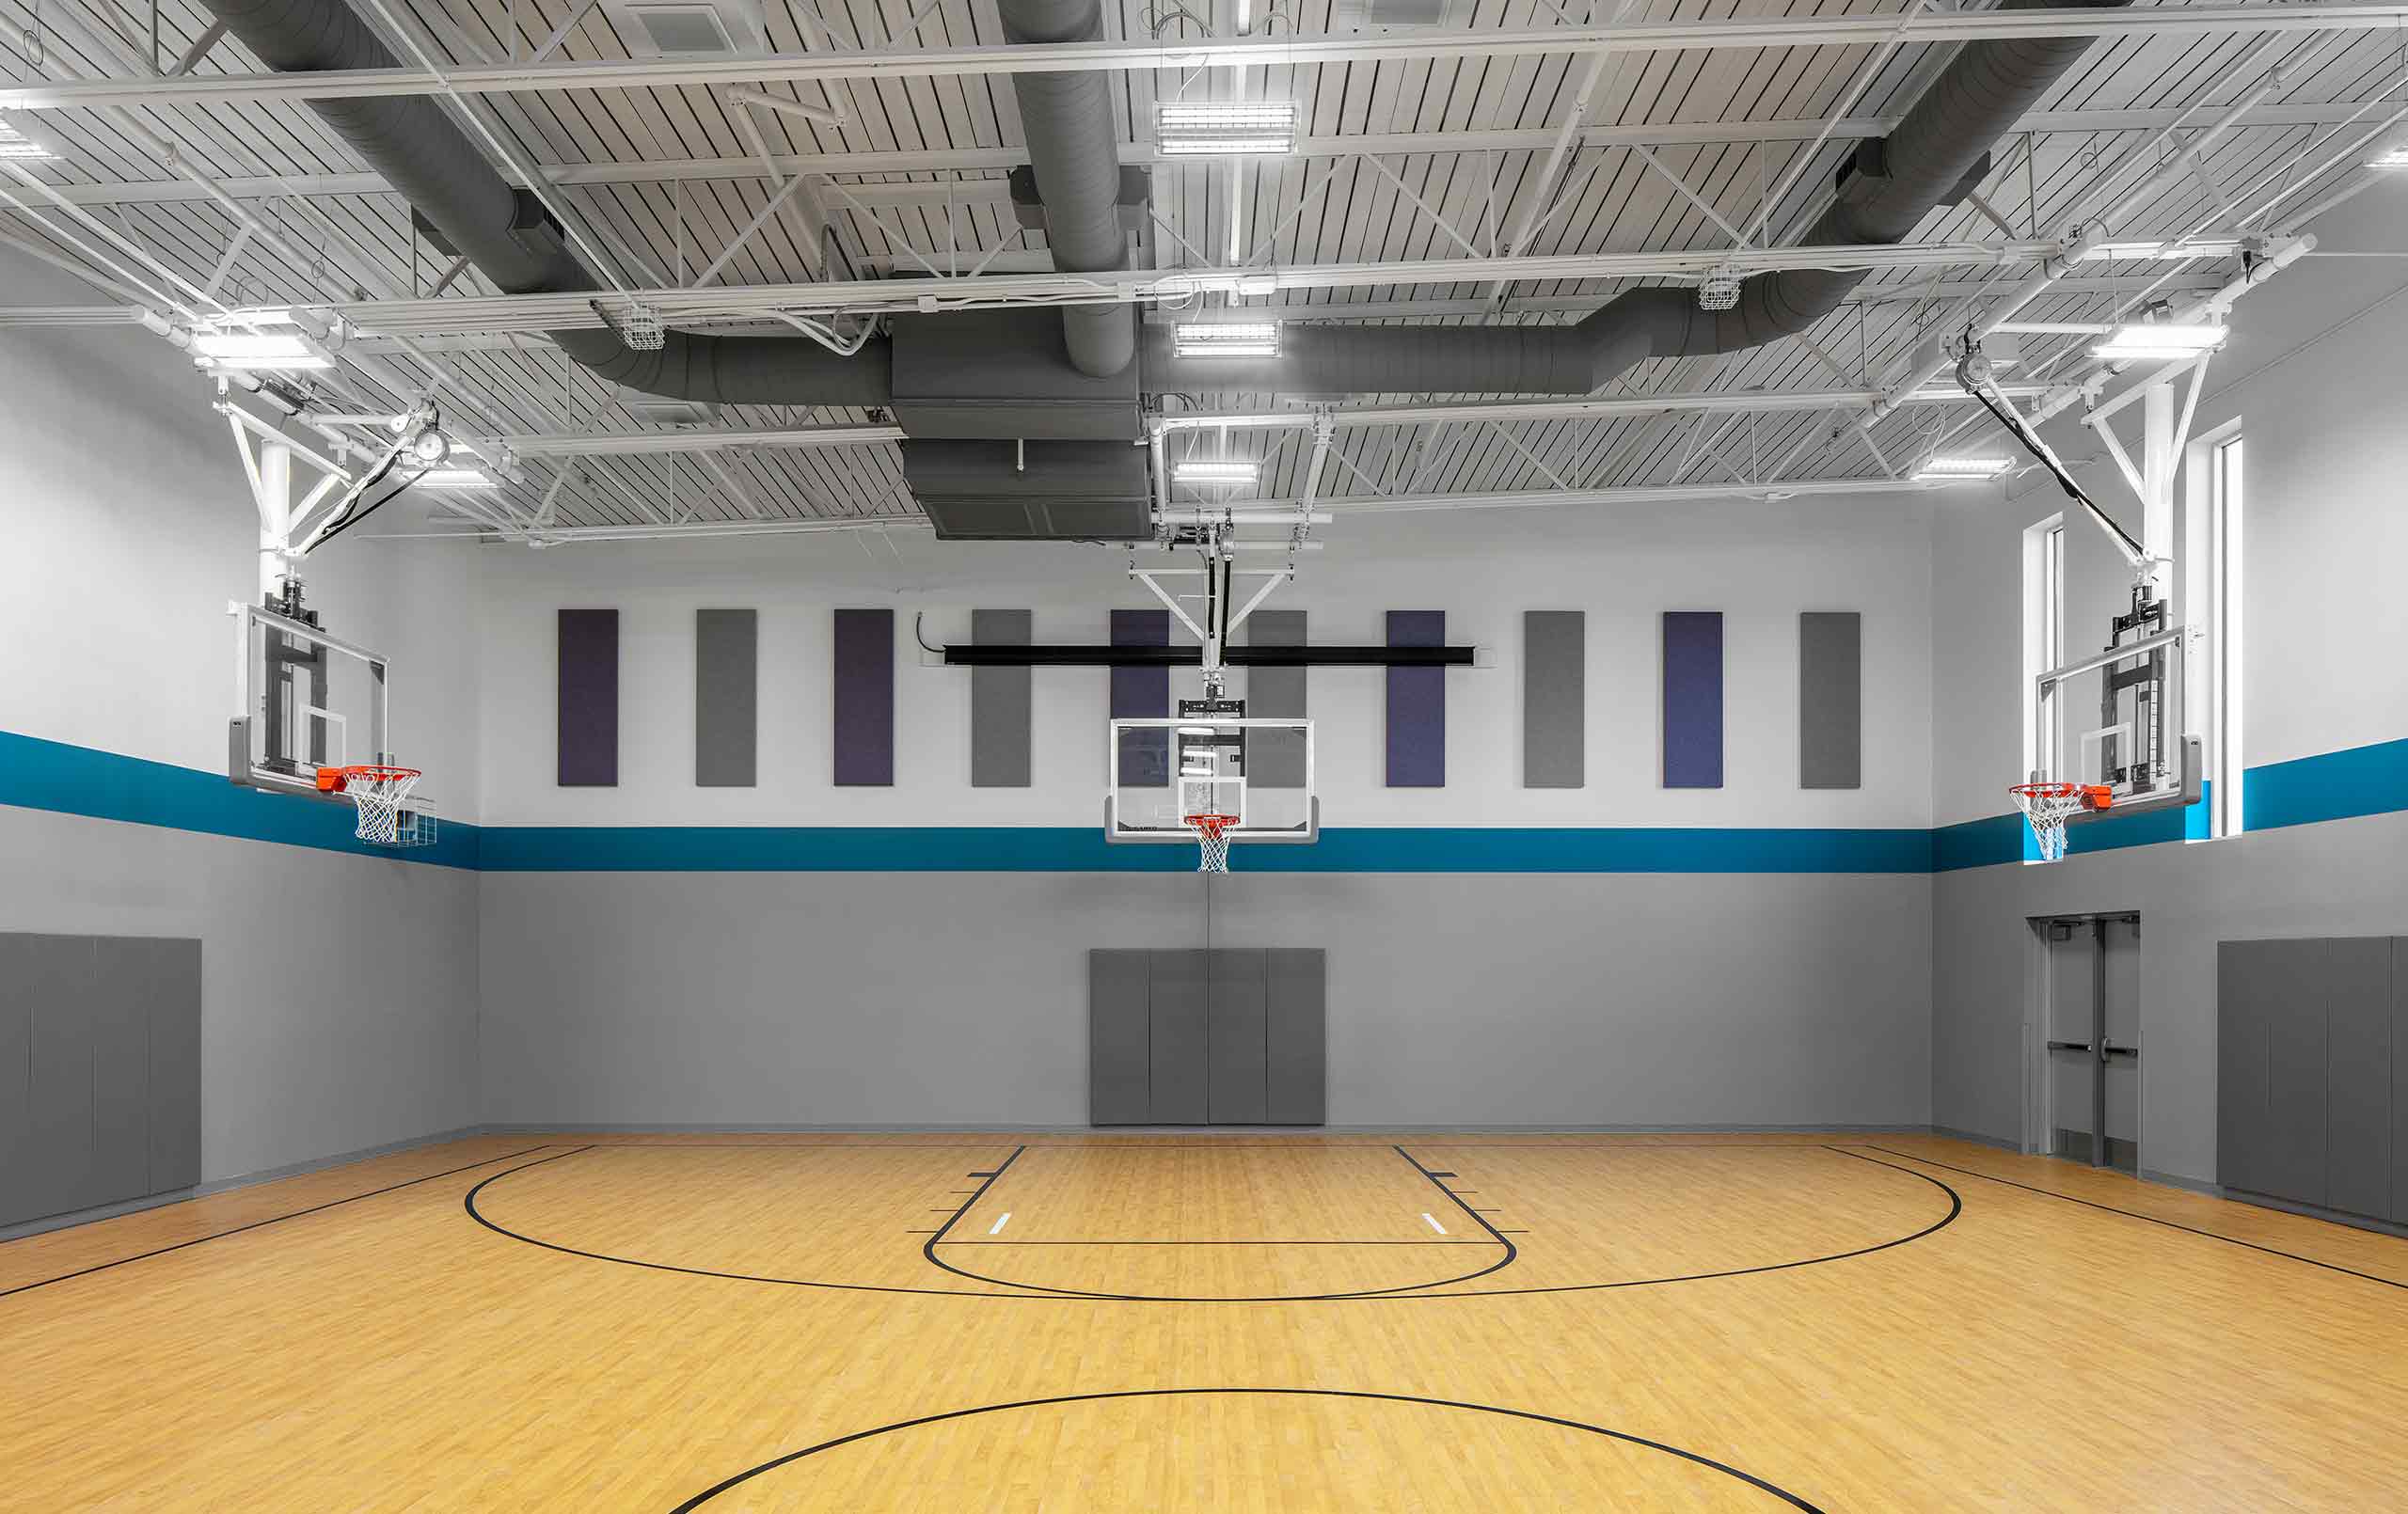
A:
218,394,362,598
2081,350,2212,596
1956,349,2155,580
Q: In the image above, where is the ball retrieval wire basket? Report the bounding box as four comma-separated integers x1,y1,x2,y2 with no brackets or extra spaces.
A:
1184,813,1239,874
2009,781,2111,863
318,765,428,847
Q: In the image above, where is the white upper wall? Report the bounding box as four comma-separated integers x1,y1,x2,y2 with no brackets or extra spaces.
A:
474,491,1935,829
1929,184,2408,827
0,250,483,822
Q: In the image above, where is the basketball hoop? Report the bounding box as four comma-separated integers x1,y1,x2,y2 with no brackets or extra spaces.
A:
1184,813,1239,874
318,765,426,847
2010,781,2111,863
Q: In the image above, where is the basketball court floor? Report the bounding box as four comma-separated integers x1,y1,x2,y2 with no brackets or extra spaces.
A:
9,1131,2408,1510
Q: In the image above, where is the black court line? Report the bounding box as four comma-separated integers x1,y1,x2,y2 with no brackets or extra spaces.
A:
1,1143,560,1301
463,1143,1960,1303
663,1387,1826,1512
943,1239,1492,1246
1856,1144,2408,1295
917,1144,1519,1302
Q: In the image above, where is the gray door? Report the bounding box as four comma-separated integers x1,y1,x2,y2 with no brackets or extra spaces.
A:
1266,949,1328,1125
2045,922,2099,1164
2100,917,2141,1174
1088,950,1152,1127
1148,949,1210,1125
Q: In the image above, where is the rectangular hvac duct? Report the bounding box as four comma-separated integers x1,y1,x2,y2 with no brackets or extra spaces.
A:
887,308,1143,442
900,439,1153,542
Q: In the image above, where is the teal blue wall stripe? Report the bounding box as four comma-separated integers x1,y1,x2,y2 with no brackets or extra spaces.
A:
8,727,2408,875
0,729,482,870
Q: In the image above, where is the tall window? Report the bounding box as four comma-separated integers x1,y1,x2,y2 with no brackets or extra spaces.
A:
2210,434,2244,836
2023,513,2067,795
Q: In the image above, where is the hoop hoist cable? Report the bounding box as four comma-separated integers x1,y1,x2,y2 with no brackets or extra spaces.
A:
1955,351,2150,570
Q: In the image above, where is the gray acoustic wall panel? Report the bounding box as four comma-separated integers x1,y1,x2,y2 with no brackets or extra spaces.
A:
1113,608,1171,787
2262,938,2330,1206
1265,948,1327,1126
832,608,895,787
1246,610,1307,789
1799,610,1863,789
87,945,152,1209
1207,949,1271,1125
143,937,203,1194
0,935,31,1223
557,608,620,786
2325,936,2393,1219
1522,610,1585,789
1088,950,1151,1126
1386,610,1447,787
694,608,758,788
971,609,1033,788
1149,949,1209,1125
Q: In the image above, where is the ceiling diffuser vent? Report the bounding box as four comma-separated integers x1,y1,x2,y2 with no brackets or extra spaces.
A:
606,0,764,57
1329,0,1464,31
616,388,720,427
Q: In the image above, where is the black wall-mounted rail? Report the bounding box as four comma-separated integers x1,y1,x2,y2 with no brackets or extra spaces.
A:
940,644,1477,668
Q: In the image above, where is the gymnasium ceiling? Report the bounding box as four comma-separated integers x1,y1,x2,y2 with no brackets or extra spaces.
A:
0,0,2399,544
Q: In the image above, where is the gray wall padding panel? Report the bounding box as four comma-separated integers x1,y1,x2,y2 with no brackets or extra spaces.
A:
556,608,620,787
1208,949,1271,1125
832,608,895,787
143,938,203,1193
1386,610,1447,788
2263,939,2330,1206
1798,611,1863,790
0,933,203,1228
1087,950,1151,1126
694,608,758,788
1245,609,1307,790
0,936,34,1224
971,609,1033,788
1112,608,1170,787
2325,938,2393,1220
1266,948,1327,1126
1148,948,1209,1124
2395,945,2408,1225
1522,610,1585,789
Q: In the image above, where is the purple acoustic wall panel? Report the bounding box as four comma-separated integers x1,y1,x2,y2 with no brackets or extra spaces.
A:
1113,607,1170,787
1662,610,1724,789
832,607,895,787
1386,610,1446,788
556,608,620,787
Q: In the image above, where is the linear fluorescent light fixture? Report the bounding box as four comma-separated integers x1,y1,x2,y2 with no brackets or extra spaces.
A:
1155,101,1299,156
0,120,56,160
1171,458,1259,487
2367,145,2408,167
1912,456,2014,481
191,331,336,371
1173,322,1280,358
413,467,498,489
2092,323,2228,362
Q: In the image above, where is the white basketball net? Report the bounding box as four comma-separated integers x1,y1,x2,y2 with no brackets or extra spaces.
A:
2012,783,2088,863
335,766,423,846
1186,813,1234,874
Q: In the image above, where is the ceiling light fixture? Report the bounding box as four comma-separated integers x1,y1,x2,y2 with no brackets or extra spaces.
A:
2092,322,2228,362
1173,322,1280,358
1912,456,2015,481
191,331,336,371
1155,101,1299,156
2366,144,2408,168
0,118,56,161
1171,458,1259,487
413,467,498,489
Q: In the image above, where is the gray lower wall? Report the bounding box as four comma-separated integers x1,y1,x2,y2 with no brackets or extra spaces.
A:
0,804,483,1186
477,871,1933,1128
1932,807,2408,1187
